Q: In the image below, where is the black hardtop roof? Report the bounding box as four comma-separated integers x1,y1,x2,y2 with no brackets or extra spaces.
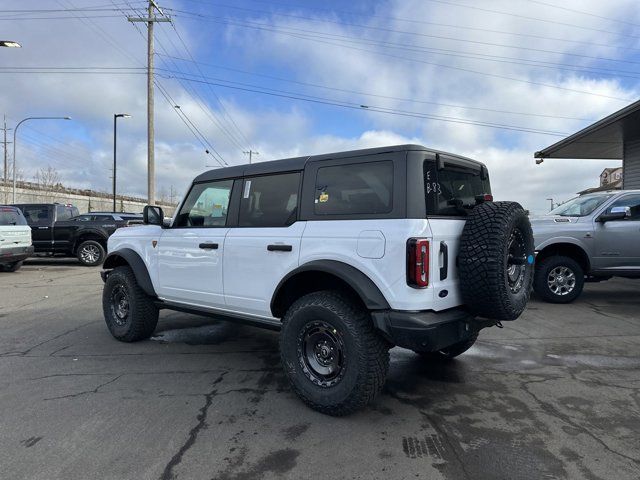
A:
194,144,483,183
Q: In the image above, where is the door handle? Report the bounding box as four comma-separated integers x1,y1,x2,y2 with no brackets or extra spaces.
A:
267,244,292,252
199,242,219,250
439,241,448,281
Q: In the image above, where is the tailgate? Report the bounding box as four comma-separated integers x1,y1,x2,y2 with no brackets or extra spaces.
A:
0,226,32,248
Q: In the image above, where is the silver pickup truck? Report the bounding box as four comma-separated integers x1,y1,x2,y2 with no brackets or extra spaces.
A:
531,190,640,303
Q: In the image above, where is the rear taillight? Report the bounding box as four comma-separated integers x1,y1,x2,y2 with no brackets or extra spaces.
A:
407,238,429,288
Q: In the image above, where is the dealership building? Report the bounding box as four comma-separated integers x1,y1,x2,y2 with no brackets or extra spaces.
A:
535,99,640,190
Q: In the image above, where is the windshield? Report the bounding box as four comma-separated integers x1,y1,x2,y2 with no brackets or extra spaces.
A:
549,194,613,217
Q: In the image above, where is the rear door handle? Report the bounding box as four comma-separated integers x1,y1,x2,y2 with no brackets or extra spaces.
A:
199,242,219,250
439,241,449,280
267,244,292,252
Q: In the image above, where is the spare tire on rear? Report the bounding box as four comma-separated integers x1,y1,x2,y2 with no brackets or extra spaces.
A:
458,201,534,321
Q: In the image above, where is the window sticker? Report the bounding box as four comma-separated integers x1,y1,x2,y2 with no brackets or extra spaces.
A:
243,180,252,199
319,192,329,203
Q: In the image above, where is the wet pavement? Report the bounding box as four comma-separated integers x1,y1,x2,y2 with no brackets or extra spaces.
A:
1,258,639,479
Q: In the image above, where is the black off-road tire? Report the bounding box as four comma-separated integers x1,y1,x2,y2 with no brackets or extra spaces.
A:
458,201,534,320
280,291,390,416
415,333,478,361
2,261,23,272
77,240,106,266
533,255,584,304
102,266,158,342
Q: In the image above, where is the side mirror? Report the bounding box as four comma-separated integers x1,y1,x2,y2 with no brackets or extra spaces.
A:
143,205,164,226
597,206,630,223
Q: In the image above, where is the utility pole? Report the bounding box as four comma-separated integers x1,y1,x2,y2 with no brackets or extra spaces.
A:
2,115,12,190
243,150,259,164
1,116,12,204
128,1,170,205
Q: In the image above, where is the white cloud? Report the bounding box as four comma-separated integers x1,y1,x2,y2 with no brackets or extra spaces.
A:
0,0,637,214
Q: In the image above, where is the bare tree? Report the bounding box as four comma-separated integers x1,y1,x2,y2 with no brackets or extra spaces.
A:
34,166,61,202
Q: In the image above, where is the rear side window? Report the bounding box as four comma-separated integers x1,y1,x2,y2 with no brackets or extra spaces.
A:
0,208,27,226
20,205,51,225
425,160,491,216
239,172,300,227
314,161,393,215
56,205,73,221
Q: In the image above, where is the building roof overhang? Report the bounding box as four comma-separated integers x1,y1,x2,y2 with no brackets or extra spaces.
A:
535,98,640,160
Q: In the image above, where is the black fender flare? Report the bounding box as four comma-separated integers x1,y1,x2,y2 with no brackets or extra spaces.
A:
103,248,156,297
270,260,390,315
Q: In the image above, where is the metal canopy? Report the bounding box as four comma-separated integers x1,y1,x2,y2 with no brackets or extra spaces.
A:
535,98,640,160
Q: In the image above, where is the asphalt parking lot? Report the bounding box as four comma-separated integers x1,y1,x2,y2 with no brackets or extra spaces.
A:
1,259,639,480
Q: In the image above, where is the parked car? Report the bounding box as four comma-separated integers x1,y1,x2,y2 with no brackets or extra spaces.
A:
0,206,34,272
532,190,640,303
100,145,534,415
12,204,138,266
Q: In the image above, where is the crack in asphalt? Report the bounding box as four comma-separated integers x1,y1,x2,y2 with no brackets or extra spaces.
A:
44,374,124,401
0,320,97,357
160,372,228,480
520,378,640,468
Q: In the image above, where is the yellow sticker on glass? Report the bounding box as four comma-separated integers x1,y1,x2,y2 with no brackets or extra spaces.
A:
319,193,329,203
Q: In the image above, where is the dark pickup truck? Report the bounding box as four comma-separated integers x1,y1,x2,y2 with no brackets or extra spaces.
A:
12,203,141,266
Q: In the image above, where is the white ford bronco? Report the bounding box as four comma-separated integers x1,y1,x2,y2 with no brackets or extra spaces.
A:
101,145,534,415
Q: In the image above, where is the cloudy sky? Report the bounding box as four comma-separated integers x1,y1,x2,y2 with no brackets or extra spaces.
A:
1,0,638,213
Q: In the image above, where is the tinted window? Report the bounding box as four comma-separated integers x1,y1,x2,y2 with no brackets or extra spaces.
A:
56,205,73,221
20,205,51,225
239,173,300,227
605,194,640,220
425,160,491,216
94,215,113,222
314,161,393,215
0,208,27,226
72,215,93,222
175,179,233,227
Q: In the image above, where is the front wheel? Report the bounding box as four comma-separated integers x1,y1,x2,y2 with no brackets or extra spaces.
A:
534,255,584,303
280,291,390,416
77,240,106,266
102,266,158,342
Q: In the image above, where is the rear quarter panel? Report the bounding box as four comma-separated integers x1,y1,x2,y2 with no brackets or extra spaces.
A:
300,219,439,311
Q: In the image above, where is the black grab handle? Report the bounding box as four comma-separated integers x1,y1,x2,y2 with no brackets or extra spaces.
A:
267,244,293,252
199,243,219,250
440,241,448,281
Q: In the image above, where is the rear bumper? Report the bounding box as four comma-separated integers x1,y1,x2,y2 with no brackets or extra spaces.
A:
0,245,34,264
371,307,494,352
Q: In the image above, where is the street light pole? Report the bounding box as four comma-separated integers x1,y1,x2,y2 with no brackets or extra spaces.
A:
113,114,131,212
12,116,71,203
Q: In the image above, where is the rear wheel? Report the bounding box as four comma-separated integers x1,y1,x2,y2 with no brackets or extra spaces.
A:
280,291,389,416
415,333,478,361
102,266,158,342
1,261,23,272
533,255,584,303
77,240,106,266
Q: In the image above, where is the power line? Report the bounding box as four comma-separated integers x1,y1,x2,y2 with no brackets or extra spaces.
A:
225,0,640,49
116,1,230,165
157,53,595,122
167,16,640,80
171,14,634,103
166,21,252,150
171,5,640,61
164,74,570,137
522,0,640,29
